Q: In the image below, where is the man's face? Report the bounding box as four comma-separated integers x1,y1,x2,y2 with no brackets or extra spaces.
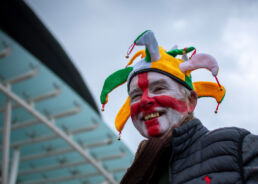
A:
129,72,196,138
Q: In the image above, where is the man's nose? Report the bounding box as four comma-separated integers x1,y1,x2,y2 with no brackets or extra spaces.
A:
140,90,154,108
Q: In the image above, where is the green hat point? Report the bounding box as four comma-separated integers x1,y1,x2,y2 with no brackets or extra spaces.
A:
100,67,133,105
133,30,151,43
167,47,195,57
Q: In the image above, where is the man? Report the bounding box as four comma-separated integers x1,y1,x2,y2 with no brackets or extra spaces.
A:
129,71,197,138
100,30,258,183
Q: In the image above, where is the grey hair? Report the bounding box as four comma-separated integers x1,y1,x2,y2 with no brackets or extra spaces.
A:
178,84,195,125
180,85,192,98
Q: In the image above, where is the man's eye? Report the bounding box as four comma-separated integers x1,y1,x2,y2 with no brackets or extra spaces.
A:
131,94,141,101
153,86,165,93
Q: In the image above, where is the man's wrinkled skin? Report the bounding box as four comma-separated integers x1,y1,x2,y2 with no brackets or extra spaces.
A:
129,72,198,138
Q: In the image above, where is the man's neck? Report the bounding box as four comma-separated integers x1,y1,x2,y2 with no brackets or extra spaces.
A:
180,113,194,127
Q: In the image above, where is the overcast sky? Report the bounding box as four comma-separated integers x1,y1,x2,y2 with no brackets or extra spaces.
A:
25,0,258,153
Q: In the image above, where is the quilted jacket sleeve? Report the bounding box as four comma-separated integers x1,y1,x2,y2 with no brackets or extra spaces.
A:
242,133,258,183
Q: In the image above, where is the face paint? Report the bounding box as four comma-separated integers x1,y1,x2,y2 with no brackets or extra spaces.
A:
131,73,160,136
131,96,187,119
129,72,192,138
138,72,148,90
131,95,188,136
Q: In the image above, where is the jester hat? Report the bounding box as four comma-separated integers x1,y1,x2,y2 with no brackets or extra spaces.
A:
100,30,225,136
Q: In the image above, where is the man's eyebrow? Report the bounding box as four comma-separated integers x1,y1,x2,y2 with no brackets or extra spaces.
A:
129,79,168,96
129,88,141,96
149,79,168,87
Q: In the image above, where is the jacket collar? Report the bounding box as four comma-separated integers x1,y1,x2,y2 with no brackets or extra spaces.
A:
172,118,208,153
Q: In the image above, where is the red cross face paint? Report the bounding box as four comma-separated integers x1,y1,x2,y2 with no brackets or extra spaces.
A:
129,72,191,138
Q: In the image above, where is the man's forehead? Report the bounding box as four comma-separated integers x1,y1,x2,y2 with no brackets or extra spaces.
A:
129,72,178,90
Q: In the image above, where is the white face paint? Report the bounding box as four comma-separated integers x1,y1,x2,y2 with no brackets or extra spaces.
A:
129,72,196,138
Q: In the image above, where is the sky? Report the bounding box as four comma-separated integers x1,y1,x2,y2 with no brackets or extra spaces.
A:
25,0,258,153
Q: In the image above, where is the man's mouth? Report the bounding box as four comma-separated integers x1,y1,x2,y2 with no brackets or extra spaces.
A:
143,112,164,121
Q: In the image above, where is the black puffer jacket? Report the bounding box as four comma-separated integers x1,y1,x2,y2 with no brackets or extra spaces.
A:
169,118,258,184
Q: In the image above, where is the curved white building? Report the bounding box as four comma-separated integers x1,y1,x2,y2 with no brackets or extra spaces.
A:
0,2,133,184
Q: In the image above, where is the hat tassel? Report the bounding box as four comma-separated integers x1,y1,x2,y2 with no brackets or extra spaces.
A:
126,43,136,58
117,131,121,140
189,49,196,59
214,76,223,91
215,102,220,114
101,104,106,112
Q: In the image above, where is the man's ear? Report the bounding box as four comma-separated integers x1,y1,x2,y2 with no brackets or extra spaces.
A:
188,90,198,113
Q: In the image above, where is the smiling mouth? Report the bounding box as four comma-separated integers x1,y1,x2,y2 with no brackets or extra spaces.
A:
143,112,164,121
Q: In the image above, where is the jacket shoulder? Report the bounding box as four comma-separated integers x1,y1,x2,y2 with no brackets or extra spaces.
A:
203,126,250,146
